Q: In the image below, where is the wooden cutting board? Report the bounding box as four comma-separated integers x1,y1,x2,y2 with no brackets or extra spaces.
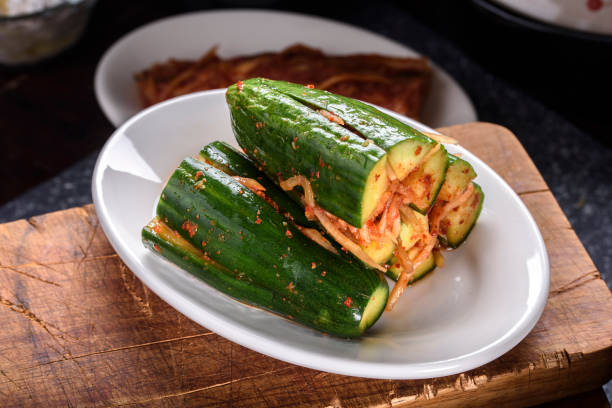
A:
0,123,610,407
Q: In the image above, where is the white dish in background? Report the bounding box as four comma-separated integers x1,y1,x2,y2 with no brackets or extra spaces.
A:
94,9,477,128
490,0,612,36
92,89,549,379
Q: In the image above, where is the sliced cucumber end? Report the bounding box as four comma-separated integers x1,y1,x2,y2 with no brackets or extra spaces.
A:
360,156,390,227
387,139,432,180
403,146,449,214
386,253,436,283
359,281,389,333
361,237,395,265
444,182,484,248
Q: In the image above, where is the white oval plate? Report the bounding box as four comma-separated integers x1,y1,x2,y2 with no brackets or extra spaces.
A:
94,9,476,129
92,89,548,379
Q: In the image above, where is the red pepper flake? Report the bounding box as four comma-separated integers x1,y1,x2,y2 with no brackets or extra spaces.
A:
276,172,282,178
316,171,320,179
253,147,258,154
153,244,161,253
285,229,293,238
471,195,480,208
321,270,327,277
195,170,203,179
311,262,317,269
181,220,198,238
395,263,401,268
344,297,353,307
237,80,244,91
152,223,162,234
305,84,314,89
216,250,221,255
319,157,325,168
287,282,294,292
374,174,380,181
255,216,262,224
201,241,207,247
415,146,422,156
340,135,349,142
463,168,470,174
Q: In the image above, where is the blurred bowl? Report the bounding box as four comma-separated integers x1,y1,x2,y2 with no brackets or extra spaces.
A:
0,0,96,65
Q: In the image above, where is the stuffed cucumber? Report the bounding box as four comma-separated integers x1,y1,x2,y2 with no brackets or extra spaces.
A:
226,78,487,310
432,154,484,249
143,157,389,338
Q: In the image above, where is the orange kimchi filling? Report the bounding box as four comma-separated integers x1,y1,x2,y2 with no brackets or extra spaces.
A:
279,163,476,311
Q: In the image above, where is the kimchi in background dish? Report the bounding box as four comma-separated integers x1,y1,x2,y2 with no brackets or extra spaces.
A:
134,44,432,119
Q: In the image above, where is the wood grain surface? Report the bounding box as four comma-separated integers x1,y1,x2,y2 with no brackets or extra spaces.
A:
0,123,610,407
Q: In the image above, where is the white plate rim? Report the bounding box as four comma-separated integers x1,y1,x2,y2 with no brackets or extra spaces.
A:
93,8,477,129
92,89,549,379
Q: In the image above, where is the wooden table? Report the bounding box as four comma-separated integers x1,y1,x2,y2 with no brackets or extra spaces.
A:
0,123,610,407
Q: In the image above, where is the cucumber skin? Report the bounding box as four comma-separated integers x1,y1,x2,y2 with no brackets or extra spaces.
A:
199,141,316,228
407,148,450,214
151,157,389,338
260,78,435,152
227,78,387,228
200,141,369,267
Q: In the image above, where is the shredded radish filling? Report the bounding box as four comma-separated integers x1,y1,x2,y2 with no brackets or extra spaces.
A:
312,207,385,272
433,248,445,268
297,227,338,254
399,206,422,236
318,109,345,126
385,237,415,311
280,175,316,208
430,183,475,235
232,176,266,192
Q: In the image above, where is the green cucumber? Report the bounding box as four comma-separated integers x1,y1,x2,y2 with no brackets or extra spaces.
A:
198,141,316,228
144,157,389,338
439,182,484,249
437,154,476,203
226,78,448,227
387,253,436,283
253,78,449,214
227,79,389,228
386,211,436,282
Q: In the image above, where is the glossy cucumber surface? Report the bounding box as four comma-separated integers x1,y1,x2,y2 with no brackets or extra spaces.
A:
144,157,389,337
